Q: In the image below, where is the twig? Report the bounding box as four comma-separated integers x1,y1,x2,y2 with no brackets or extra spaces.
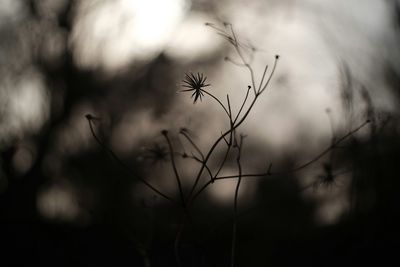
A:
212,95,235,183
231,135,244,267
257,64,269,93
202,90,230,119
186,94,257,203
191,120,370,200
163,131,186,208
228,24,257,95
233,86,251,125
186,24,278,203
258,55,279,95
187,65,274,203
86,115,174,202
176,151,214,183
180,130,205,161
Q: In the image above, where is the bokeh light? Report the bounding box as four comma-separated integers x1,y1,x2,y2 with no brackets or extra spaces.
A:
70,0,187,72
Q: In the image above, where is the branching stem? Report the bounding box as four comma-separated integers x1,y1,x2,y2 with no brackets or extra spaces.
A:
163,132,186,208
86,116,174,202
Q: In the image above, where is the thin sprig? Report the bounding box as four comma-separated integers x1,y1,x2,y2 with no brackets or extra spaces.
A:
231,134,245,267
162,130,186,208
85,114,174,203
191,119,370,201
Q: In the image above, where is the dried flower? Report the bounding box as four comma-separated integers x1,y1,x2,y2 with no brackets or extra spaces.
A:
314,163,337,188
144,143,169,164
181,73,210,104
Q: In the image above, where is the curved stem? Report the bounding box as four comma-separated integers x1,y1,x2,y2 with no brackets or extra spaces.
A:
87,118,174,202
177,152,214,182
231,136,244,267
192,120,370,198
228,24,256,95
257,64,269,93
202,90,230,119
180,131,205,160
233,86,251,124
258,56,279,95
213,144,232,182
186,95,258,203
163,133,186,207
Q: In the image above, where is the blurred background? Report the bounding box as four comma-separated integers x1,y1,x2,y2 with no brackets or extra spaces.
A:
1,0,400,266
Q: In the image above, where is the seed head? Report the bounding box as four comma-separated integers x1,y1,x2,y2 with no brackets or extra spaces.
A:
181,72,211,104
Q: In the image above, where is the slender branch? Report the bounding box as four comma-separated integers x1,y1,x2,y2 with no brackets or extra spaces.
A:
186,95,258,203
198,172,333,247
282,119,369,174
202,90,230,118
212,95,235,182
258,55,279,95
258,64,269,93
187,24,277,204
86,116,174,202
226,94,235,144
192,120,370,199
227,94,233,126
176,151,215,182
178,131,217,186
180,130,205,160
237,53,256,96
213,145,232,183
228,24,257,95
187,70,265,200
231,135,244,267
163,131,186,207
233,86,251,124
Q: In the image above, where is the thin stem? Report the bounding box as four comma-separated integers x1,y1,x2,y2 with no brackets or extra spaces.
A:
258,55,279,95
228,24,257,95
213,145,232,178
231,136,244,267
186,95,259,203
180,131,205,160
187,24,277,204
226,94,234,143
192,120,370,198
283,119,369,174
199,173,327,247
239,58,256,96
204,22,226,35
212,95,235,182
163,132,186,207
233,86,251,124
258,64,269,93
86,117,174,202
176,151,214,182
227,94,233,124
202,90,230,119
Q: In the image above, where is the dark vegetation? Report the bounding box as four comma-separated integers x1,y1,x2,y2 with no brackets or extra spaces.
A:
1,1,400,266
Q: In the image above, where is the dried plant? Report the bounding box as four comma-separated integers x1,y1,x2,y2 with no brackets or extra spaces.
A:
86,23,370,267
